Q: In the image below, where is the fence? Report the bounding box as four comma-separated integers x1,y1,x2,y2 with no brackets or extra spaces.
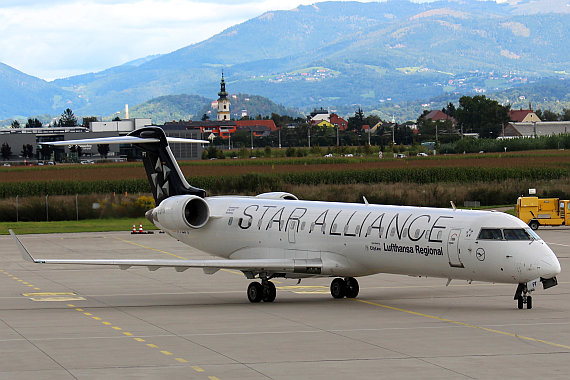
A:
0,193,155,222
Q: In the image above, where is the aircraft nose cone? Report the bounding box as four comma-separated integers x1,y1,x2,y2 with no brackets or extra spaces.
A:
145,209,155,224
539,251,561,278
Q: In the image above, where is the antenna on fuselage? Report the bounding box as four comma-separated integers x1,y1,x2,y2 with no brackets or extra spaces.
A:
450,201,456,211
363,196,369,206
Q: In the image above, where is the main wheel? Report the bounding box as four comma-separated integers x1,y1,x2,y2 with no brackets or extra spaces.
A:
247,282,263,303
345,277,359,298
529,220,539,230
330,278,347,299
262,281,276,303
517,296,524,309
527,295,532,309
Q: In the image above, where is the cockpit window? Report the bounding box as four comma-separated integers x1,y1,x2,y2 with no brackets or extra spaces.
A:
478,228,503,240
503,228,531,240
525,228,542,241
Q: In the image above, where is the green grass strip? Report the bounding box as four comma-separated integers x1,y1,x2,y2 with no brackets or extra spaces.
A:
1,218,158,235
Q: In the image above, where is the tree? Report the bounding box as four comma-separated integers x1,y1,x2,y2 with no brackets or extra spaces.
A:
40,144,52,160
97,144,110,159
541,109,560,121
60,108,78,127
21,144,34,159
11,120,20,129
25,118,42,128
563,108,570,121
69,145,83,161
347,108,365,131
82,116,98,129
1,142,12,160
455,95,510,139
201,113,210,121
442,102,456,117
112,116,121,121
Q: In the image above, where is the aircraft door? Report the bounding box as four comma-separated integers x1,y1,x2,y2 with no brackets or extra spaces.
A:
288,220,298,244
447,228,465,268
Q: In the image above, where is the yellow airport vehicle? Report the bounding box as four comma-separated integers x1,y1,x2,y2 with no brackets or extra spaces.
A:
516,196,570,230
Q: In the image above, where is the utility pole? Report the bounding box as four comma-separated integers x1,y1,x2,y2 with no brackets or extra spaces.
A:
336,125,339,146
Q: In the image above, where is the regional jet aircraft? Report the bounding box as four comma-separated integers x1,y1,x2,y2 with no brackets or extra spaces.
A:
10,127,560,309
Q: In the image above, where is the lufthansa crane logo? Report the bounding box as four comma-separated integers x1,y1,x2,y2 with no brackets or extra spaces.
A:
476,248,485,261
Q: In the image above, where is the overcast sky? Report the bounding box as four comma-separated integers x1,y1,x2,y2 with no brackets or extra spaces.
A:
1,0,500,81
0,0,343,80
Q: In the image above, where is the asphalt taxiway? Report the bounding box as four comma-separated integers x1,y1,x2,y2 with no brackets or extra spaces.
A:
1,228,569,379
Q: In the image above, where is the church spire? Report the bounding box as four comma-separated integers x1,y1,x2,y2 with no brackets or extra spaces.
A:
218,71,228,100
216,71,230,121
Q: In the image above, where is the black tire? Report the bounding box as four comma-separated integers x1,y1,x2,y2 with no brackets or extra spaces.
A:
529,220,539,230
330,278,347,299
247,282,263,303
262,281,277,303
517,296,524,309
345,277,359,298
527,296,532,310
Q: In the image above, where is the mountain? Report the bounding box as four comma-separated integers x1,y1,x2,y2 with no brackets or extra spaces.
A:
112,93,300,124
2,0,570,119
0,63,83,119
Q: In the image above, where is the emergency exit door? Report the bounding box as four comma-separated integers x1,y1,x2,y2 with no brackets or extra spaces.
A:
447,228,464,268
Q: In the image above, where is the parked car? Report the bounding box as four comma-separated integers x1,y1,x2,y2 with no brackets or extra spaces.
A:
417,152,428,157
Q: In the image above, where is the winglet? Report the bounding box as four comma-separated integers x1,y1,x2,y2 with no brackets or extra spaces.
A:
9,230,40,263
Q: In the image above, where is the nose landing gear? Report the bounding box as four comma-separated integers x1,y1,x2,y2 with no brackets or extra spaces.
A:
514,283,533,310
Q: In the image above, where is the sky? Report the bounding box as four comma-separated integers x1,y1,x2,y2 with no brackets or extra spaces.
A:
0,0,385,81
1,0,510,81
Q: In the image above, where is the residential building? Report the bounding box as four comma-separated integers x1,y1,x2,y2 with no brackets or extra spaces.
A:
508,109,541,123
500,121,570,138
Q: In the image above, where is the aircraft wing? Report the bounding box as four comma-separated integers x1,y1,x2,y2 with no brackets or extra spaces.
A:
10,230,319,274
42,136,209,145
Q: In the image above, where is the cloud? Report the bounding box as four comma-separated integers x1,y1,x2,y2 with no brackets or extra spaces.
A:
0,0,376,80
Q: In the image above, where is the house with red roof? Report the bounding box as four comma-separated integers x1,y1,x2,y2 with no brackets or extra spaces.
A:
424,110,456,124
235,119,278,131
508,109,541,122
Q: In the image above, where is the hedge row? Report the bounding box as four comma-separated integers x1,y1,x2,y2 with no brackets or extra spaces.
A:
1,167,567,198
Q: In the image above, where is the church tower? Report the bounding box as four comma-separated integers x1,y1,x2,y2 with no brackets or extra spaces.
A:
216,72,230,121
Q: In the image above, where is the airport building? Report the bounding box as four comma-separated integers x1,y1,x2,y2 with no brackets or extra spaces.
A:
0,118,204,162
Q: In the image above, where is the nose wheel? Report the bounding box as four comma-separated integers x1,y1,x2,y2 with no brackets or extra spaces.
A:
514,283,533,310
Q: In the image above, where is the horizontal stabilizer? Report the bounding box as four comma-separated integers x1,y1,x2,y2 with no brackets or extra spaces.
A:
42,135,209,146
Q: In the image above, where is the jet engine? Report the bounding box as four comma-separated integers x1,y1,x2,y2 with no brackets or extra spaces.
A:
148,195,210,230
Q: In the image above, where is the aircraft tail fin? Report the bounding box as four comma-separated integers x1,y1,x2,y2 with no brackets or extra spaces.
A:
128,127,206,205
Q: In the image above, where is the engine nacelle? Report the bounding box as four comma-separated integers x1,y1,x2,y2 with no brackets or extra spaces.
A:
149,195,210,230
255,192,298,200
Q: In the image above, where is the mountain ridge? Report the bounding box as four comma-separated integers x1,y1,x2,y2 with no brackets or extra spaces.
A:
1,0,569,119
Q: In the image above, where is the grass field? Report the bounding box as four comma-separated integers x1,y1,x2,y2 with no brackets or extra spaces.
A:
1,218,158,235
1,150,570,183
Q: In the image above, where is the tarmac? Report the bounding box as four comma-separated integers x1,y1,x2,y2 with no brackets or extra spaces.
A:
1,228,570,379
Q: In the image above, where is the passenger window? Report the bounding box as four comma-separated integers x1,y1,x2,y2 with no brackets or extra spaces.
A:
503,228,531,240
477,228,503,240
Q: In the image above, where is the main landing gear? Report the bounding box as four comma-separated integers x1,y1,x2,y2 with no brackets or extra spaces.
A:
330,277,359,299
247,279,276,303
514,283,533,310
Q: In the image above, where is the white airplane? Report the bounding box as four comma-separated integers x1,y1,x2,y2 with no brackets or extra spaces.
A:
10,126,561,309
